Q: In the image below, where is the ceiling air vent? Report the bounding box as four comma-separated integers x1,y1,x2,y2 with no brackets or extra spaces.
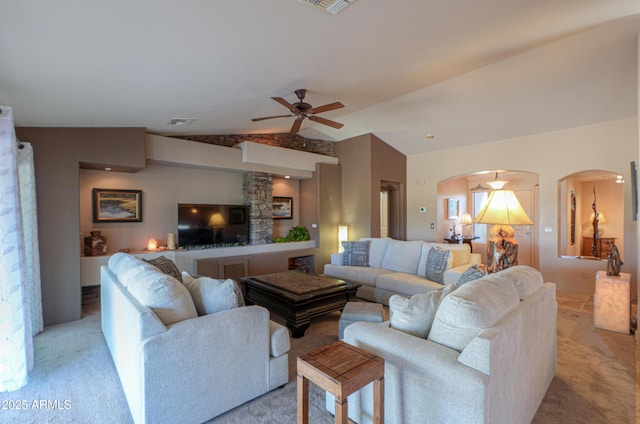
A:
297,0,356,15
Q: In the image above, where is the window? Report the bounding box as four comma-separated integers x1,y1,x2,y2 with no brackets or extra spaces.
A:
473,191,488,243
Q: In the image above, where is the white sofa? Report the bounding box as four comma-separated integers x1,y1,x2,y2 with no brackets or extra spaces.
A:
101,253,290,424
324,238,481,305
327,265,557,424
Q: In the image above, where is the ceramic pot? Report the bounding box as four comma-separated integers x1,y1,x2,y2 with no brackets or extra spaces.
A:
84,231,107,256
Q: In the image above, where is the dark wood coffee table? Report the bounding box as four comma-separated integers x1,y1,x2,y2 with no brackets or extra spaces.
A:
240,271,360,338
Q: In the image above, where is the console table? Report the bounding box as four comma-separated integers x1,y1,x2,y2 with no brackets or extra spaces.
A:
582,237,616,258
444,236,479,253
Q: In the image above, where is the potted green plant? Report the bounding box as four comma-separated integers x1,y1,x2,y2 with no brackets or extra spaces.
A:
273,225,310,243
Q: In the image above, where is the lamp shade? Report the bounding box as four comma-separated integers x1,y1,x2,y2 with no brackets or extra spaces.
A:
208,212,225,227
474,190,533,226
586,211,607,224
460,213,474,225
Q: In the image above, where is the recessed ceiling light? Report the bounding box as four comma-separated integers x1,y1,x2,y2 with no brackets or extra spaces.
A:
104,167,112,171
167,118,197,126
284,175,291,179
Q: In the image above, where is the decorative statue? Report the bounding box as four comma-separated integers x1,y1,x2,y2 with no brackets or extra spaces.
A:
591,186,599,257
606,242,623,276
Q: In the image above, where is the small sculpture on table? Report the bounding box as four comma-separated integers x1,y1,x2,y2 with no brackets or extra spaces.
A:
606,242,623,276
591,186,600,257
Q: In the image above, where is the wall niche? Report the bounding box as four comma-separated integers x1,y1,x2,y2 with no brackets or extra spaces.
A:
558,170,624,259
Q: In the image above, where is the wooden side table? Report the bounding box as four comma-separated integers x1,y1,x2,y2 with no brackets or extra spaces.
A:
297,340,384,424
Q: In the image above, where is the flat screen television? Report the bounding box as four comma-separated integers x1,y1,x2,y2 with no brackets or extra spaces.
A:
177,203,249,249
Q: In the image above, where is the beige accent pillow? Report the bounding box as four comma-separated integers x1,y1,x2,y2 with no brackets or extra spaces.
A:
428,276,519,351
126,268,197,326
390,284,456,338
182,272,239,315
109,252,158,288
486,265,543,300
360,237,390,268
450,246,471,268
381,239,423,274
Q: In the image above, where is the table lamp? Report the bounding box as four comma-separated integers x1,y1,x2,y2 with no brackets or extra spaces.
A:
460,212,474,238
474,190,532,272
209,212,225,243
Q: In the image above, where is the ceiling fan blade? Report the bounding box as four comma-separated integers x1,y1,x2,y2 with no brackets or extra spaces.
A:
307,101,344,114
290,118,304,134
251,114,294,122
271,97,299,113
308,115,344,129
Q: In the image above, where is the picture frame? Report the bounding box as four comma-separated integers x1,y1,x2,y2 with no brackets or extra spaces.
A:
228,206,247,225
272,196,293,219
447,198,459,219
92,188,142,222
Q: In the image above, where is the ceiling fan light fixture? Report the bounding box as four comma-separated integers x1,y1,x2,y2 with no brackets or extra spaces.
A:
487,172,508,190
297,0,356,15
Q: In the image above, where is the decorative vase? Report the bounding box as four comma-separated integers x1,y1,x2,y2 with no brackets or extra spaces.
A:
84,231,107,256
167,233,176,250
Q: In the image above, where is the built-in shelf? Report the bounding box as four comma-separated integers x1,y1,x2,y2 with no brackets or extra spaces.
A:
80,241,317,286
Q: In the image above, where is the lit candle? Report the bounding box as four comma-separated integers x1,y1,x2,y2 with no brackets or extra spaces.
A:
147,238,158,251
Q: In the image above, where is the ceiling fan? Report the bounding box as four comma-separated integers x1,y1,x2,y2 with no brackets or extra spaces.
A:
251,89,344,134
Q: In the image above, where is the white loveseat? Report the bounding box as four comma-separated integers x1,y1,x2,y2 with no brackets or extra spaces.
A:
101,253,290,424
324,238,481,305
327,265,557,424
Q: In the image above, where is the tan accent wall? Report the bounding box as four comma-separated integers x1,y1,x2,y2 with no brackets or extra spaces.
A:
370,134,407,239
15,127,146,325
336,133,407,241
336,134,372,240
300,163,342,273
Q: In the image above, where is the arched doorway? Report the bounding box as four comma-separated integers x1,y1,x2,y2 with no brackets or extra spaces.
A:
437,170,539,267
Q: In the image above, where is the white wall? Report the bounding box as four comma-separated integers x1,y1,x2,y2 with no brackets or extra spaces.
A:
79,164,244,253
407,117,638,294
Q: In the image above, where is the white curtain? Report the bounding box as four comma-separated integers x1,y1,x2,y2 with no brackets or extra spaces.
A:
0,106,43,392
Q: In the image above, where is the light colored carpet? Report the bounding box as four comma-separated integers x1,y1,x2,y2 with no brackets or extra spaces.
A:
0,293,635,423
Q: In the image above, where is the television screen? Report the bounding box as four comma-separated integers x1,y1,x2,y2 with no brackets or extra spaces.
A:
177,204,249,249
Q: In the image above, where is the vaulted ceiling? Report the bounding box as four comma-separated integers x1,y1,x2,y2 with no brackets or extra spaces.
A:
2,1,639,155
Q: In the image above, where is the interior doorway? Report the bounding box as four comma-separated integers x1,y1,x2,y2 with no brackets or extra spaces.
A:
380,191,389,238
381,181,402,239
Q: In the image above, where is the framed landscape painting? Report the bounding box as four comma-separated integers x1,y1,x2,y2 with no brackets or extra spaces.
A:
447,198,459,219
92,188,142,222
272,197,293,219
